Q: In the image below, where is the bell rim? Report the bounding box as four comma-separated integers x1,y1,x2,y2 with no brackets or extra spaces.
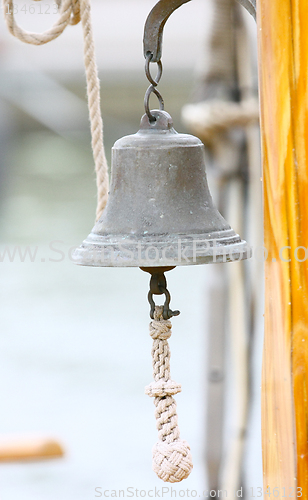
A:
73,231,250,268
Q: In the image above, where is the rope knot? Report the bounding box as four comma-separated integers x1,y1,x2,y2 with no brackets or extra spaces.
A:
152,440,193,483
150,306,172,340
145,380,182,398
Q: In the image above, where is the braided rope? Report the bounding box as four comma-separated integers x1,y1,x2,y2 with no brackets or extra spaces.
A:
2,0,109,220
145,306,193,483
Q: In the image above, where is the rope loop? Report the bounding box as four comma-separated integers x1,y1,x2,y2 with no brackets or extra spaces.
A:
3,0,76,44
2,0,109,220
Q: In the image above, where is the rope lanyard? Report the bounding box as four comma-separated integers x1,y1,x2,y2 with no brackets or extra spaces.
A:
146,306,193,482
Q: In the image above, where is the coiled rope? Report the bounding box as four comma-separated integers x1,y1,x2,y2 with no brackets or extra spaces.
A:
145,306,193,482
182,98,259,144
2,0,109,221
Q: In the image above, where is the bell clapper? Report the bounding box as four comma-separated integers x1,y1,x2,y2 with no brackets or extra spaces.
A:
140,267,180,320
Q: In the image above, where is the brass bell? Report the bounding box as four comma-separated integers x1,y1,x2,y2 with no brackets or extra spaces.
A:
74,109,248,268
73,0,250,484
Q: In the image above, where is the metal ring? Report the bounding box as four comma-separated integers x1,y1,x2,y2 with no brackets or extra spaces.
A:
145,52,163,86
144,85,164,122
148,287,180,320
159,286,180,319
148,291,156,319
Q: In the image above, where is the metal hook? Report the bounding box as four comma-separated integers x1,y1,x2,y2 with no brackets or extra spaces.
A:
143,0,256,65
237,0,256,20
143,0,191,63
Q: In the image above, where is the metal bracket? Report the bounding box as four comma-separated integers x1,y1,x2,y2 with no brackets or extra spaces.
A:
143,0,256,63
143,0,191,63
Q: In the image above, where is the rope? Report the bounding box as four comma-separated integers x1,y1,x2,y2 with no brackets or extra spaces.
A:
2,0,109,220
182,98,259,144
186,0,259,146
206,0,235,85
145,306,193,483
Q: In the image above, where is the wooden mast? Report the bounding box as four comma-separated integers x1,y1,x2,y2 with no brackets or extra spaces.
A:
258,0,308,494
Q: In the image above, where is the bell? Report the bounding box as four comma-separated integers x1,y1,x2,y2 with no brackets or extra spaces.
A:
73,110,248,268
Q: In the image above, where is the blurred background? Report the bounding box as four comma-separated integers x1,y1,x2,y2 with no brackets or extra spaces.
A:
0,0,262,498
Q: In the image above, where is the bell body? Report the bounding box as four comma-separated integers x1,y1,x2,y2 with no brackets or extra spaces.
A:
74,111,248,267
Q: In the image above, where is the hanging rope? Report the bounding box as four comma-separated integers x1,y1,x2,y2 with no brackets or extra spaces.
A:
145,306,193,482
2,0,109,220
182,98,259,144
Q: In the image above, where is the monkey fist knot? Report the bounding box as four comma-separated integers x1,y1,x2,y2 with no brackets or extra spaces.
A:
152,439,193,483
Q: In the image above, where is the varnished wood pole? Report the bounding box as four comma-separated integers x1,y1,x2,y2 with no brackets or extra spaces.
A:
258,0,308,494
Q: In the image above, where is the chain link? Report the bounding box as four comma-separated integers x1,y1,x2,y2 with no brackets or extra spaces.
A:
144,52,164,122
